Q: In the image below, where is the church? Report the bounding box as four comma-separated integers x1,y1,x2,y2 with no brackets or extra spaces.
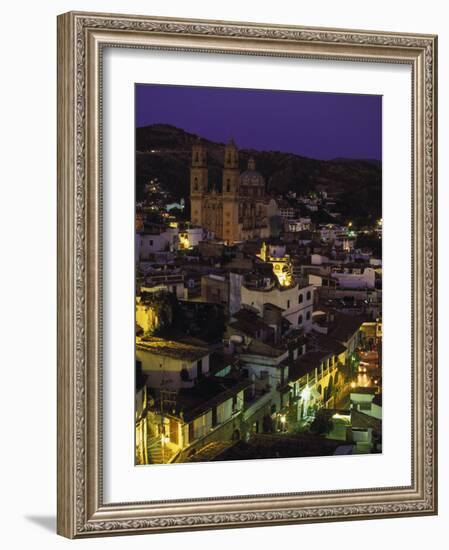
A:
190,138,278,244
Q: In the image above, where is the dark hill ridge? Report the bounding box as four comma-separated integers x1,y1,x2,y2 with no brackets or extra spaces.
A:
136,124,382,225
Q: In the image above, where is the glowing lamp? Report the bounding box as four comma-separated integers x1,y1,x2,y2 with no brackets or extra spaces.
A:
301,387,311,400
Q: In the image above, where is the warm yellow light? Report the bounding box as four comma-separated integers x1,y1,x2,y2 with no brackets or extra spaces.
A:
332,413,350,422
275,269,292,288
257,242,293,287
280,415,286,424
348,221,353,228
350,381,356,389
178,233,189,249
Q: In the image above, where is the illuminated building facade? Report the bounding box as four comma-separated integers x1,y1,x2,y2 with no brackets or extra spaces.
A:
190,138,278,243
256,241,294,288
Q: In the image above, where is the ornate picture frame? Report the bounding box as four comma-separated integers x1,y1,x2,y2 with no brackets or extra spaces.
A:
57,11,437,538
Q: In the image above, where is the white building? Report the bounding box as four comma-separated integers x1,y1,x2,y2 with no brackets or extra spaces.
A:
287,217,312,232
279,205,295,219
138,225,204,259
136,337,210,391
319,224,348,243
350,389,382,420
139,231,173,258
178,226,203,249
330,267,376,289
309,267,376,290
241,283,314,332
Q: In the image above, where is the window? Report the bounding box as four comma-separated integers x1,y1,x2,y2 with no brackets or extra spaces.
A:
226,179,231,192
298,314,303,325
194,177,198,190
298,293,303,304
197,359,203,378
217,399,233,423
306,311,311,320
180,368,189,382
306,290,312,300
149,239,153,246
287,300,290,309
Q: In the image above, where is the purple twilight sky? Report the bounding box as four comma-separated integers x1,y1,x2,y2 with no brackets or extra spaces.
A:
136,84,382,161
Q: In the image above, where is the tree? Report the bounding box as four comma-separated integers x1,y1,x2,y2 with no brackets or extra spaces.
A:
310,409,333,435
355,232,382,257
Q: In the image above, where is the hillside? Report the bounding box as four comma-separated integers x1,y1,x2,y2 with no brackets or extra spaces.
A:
136,124,382,225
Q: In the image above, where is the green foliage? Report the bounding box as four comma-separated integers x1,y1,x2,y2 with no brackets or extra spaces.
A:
310,409,333,435
310,208,338,225
143,292,175,337
355,232,382,257
170,300,226,344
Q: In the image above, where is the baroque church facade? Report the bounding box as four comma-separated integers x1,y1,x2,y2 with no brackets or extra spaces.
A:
190,138,278,243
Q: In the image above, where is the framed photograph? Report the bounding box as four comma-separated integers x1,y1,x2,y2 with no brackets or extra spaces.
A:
57,11,438,538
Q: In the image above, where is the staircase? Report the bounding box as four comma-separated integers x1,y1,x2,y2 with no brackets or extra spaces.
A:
147,437,177,464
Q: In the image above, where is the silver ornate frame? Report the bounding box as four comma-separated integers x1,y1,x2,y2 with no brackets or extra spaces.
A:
57,11,438,538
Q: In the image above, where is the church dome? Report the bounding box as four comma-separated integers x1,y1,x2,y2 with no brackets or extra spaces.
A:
240,157,265,187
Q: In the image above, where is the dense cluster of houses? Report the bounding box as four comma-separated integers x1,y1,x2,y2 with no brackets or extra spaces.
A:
135,221,382,464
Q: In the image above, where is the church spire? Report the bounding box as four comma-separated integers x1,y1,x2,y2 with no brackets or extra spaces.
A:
224,138,239,169
191,137,207,167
